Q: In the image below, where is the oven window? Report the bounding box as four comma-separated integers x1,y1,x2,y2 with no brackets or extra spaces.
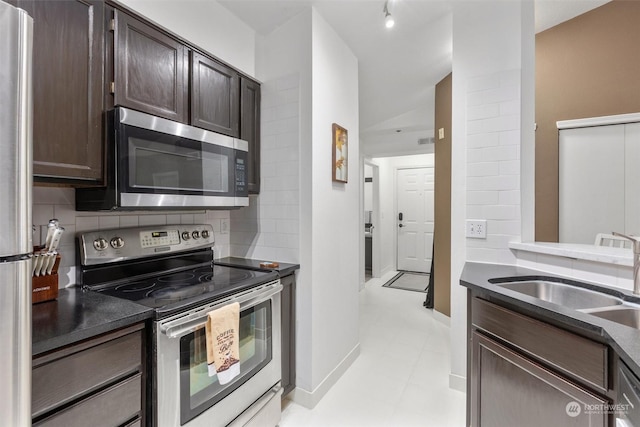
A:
179,300,272,425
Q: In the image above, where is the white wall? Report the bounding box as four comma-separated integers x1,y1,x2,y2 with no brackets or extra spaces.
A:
307,7,360,402
251,7,360,407
119,0,256,77
372,154,434,276
364,164,373,212
449,0,535,391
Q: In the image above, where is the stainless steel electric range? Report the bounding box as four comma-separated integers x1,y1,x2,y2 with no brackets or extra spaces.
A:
77,224,283,427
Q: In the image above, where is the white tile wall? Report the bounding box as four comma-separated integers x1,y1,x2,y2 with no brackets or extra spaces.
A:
230,73,300,263
32,187,231,288
466,69,522,264
514,249,635,292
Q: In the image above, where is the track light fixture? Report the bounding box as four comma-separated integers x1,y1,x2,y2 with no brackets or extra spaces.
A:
383,1,394,29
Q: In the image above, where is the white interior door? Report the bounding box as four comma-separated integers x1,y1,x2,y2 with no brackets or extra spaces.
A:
397,167,434,272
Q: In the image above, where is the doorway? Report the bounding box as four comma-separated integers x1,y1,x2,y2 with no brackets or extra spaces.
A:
396,167,434,273
364,161,380,282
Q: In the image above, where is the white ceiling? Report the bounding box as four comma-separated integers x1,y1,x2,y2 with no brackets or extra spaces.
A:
219,0,610,157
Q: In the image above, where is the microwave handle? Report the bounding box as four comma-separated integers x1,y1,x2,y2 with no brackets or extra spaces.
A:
160,282,282,339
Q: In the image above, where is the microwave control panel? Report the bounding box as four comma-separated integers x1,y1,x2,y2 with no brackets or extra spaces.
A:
79,224,215,266
235,158,246,191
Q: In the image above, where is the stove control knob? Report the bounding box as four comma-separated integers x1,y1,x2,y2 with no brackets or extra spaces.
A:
93,237,108,251
181,231,191,241
192,230,200,239
201,230,210,239
110,237,125,249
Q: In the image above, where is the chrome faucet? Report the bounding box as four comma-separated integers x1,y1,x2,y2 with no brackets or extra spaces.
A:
613,232,640,296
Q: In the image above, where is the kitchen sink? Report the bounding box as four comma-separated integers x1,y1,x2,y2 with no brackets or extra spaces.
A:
589,308,640,329
497,280,623,310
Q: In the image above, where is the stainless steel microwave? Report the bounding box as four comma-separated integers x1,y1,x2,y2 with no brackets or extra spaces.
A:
76,107,249,211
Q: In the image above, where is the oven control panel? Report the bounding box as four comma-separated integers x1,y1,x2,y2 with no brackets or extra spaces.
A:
140,229,181,248
79,224,215,266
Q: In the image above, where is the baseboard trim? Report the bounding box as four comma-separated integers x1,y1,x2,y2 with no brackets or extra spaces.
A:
433,309,451,327
379,265,393,278
449,372,466,392
289,343,361,409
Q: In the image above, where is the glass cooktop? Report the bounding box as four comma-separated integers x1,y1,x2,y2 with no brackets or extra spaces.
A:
94,264,278,317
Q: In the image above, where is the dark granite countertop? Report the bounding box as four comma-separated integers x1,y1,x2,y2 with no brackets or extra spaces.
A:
32,287,154,357
215,256,300,277
461,262,640,379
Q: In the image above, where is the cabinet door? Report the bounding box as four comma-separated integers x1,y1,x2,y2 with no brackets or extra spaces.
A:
18,0,105,183
114,11,187,123
470,331,608,427
241,78,261,193
191,52,239,137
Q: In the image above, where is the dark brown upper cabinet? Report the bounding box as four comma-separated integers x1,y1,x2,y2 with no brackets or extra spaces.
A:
240,78,261,194
17,0,105,183
113,10,188,123
190,52,240,137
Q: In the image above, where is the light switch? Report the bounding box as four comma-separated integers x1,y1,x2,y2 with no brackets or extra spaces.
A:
438,128,445,140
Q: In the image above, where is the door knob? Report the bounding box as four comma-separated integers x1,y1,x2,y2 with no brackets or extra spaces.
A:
399,224,404,228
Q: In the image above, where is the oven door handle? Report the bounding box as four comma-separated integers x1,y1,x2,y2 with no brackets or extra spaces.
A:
159,282,282,339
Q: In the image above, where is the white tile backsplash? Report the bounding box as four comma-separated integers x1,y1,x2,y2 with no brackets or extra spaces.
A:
467,162,499,177
32,187,231,288
467,132,500,149
515,249,635,293
466,191,499,206
230,73,300,264
466,70,522,264
99,215,121,230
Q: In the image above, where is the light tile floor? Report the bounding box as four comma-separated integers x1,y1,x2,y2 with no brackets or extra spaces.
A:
280,272,466,427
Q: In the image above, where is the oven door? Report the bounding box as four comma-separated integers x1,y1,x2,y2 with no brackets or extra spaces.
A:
155,281,282,427
115,107,249,209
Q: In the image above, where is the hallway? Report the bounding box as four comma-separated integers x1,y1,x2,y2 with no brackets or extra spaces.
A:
280,272,466,426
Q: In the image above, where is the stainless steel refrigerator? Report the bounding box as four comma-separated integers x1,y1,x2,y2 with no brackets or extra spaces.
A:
0,1,33,425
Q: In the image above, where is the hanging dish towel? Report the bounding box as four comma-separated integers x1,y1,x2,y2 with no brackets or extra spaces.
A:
205,302,241,385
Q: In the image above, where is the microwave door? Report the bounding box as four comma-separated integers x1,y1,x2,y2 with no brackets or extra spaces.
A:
76,107,249,211
120,125,239,208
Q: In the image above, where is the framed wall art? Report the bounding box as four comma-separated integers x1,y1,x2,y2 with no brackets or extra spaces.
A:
332,123,348,183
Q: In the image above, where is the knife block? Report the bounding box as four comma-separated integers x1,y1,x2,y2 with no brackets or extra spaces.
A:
32,251,61,304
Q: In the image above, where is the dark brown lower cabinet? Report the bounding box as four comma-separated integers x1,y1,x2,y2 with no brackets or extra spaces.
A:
281,273,296,397
471,331,607,427
32,323,146,426
469,296,612,427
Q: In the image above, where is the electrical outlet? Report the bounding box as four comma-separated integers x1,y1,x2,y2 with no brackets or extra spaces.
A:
220,219,229,234
466,220,487,238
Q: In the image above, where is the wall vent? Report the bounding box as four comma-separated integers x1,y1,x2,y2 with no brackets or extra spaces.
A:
418,137,434,145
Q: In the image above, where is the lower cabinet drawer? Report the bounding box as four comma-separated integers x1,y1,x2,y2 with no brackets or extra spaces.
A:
472,297,608,391
32,329,142,417
33,373,142,427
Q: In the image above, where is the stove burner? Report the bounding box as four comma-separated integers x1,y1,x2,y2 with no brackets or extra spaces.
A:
192,267,214,283
199,274,213,282
157,272,196,283
148,284,207,301
115,281,156,293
